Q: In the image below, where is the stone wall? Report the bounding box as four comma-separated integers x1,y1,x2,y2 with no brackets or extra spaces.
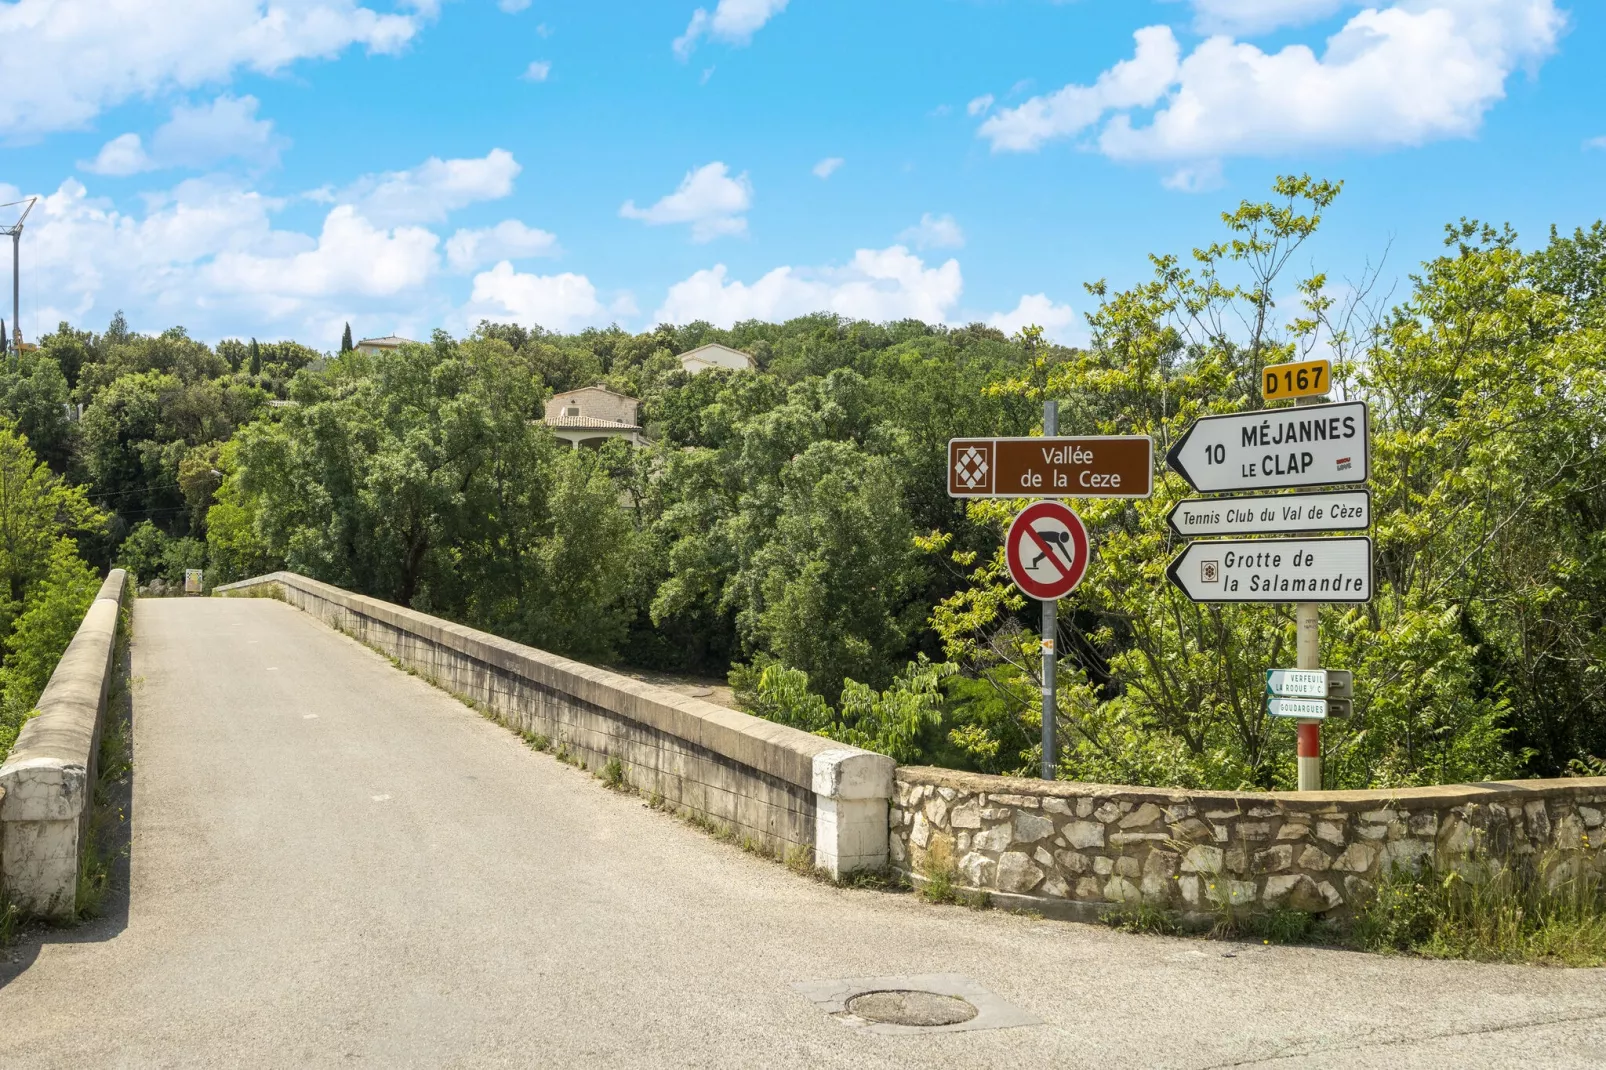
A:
217,573,894,876
893,766,1606,922
0,570,128,918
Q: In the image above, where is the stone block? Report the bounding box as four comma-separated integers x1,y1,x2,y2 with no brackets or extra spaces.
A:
990,794,1039,808
1109,832,1167,846
923,796,949,827
1076,798,1094,819
1114,855,1141,879
1276,820,1313,841
997,851,1045,893
1178,874,1201,906
910,813,931,849
981,807,1012,820
1119,802,1165,829
1034,846,1054,866
1253,845,1294,874
1408,811,1439,837
889,836,907,864
949,803,981,829
956,831,970,853
1013,811,1054,843
1525,800,1551,841
1438,817,1478,856
1181,844,1223,874
1042,797,1073,816
1103,875,1140,903
1205,879,1257,907
1093,801,1120,823
958,852,994,887
973,824,1013,853
1380,838,1432,872
1093,855,1113,876
1064,820,1104,849
937,787,957,802
1042,876,1070,898
1357,824,1388,841
1554,812,1587,850
1580,806,1603,828
1265,874,1329,913
1316,820,1346,846
1239,822,1272,841
1170,817,1214,842
1075,876,1102,899
1296,845,1332,871
1054,849,1089,874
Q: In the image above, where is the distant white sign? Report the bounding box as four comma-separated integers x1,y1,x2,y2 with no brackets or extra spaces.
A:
1266,669,1353,699
1165,536,1373,604
1268,698,1328,720
184,568,203,595
1166,401,1369,493
1167,490,1370,538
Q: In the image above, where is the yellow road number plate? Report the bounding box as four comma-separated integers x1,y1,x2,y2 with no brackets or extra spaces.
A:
1263,359,1332,401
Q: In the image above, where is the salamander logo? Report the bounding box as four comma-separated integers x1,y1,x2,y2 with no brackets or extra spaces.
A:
1336,456,1352,472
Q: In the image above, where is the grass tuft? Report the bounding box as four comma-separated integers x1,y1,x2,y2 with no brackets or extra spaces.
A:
1102,899,1183,936
601,756,626,791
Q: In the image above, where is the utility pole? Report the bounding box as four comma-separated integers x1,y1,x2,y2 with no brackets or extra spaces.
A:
1041,398,1058,780
2,198,37,351
1294,391,1322,791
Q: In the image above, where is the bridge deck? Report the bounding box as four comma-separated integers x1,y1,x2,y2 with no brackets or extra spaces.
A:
1,597,1602,1068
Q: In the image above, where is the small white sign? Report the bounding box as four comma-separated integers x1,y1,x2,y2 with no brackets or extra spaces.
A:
1268,697,1328,720
1168,490,1370,538
184,568,203,595
1166,401,1369,493
1166,536,1373,603
1266,669,1354,699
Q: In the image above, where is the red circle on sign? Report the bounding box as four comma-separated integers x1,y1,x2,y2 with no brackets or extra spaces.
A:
1006,501,1090,600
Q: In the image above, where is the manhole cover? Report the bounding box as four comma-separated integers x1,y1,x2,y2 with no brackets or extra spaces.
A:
844,990,978,1027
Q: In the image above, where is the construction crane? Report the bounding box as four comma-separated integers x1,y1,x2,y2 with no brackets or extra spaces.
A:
2,197,38,351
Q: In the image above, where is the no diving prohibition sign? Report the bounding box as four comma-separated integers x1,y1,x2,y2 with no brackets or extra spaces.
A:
1005,501,1090,600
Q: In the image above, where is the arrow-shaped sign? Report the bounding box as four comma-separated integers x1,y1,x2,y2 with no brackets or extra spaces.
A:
1266,669,1354,699
1167,489,1370,538
1165,536,1373,603
1166,401,1368,494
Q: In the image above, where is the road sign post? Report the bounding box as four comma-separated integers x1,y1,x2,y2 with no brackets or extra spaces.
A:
1261,358,1333,402
1042,402,1057,781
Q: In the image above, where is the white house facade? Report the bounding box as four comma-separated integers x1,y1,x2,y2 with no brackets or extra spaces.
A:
543,386,645,448
678,343,756,375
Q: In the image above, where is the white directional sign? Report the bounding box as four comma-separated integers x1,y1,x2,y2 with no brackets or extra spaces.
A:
1167,490,1370,538
1166,536,1373,603
1268,698,1329,720
1266,669,1353,699
1166,401,1368,493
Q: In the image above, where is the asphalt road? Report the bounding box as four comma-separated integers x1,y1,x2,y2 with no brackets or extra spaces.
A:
1,597,1603,1069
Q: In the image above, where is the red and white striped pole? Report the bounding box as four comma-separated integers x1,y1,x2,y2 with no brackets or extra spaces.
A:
1296,601,1321,790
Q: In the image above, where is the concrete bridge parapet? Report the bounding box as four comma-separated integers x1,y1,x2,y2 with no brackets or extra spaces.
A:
216,572,895,878
0,570,128,918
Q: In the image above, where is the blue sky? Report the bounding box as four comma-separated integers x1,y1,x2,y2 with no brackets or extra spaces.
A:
1,0,1601,349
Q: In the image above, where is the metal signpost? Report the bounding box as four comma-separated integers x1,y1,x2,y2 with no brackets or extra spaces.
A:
949,413,1150,780
1165,371,1373,791
1164,400,1368,494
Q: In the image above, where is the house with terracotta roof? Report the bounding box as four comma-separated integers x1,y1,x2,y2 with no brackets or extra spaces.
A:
543,386,644,448
355,335,418,355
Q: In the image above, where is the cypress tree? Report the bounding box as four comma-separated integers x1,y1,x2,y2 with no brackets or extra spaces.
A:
0,319,8,356
341,322,354,353
249,337,261,376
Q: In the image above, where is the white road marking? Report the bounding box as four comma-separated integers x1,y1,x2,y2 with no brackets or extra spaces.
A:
303,714,318,720
371,794,391,802
265,667,279,671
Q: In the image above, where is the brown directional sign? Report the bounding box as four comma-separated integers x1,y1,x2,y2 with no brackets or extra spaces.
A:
948,436,1152,499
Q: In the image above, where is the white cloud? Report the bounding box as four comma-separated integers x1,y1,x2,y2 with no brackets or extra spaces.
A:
967,94,995,117
978,26,1181,153
982,2,1564,166
522,60,552,82
462,261,608,332
85,134,153,177
812,156,844,179
0,1,417,137
674,0,789,59
898,213,965,250
1160,159,1225,192
987,294,1080,345
655,245,963,326
620,162,752,242
1585,135,1606,150
445,220,559,271
498,0,532,11
85,95,283,175
1186,0,1350,34
3,147,557,343
336,149,521,226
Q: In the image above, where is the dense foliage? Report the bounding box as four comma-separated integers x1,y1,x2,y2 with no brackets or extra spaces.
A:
8,176,1603,791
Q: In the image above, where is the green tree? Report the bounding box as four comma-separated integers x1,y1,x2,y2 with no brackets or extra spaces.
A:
341,322,354,353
